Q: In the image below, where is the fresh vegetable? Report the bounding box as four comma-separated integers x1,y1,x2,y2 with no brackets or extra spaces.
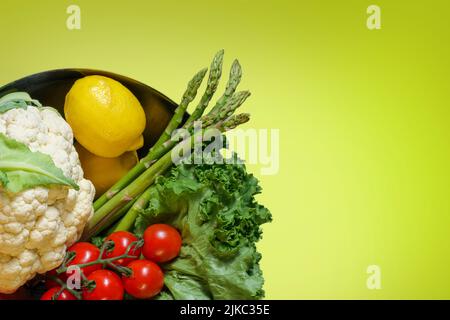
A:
122,260,164,299
66,242,102,276
0,51,272,300
75,142,139,197
142,224,181,263
133,156,272,299
41,287,76,300
102,231,141,266
65,75,146,158
183,50,224,127
0,93,95,294
82,269,124,300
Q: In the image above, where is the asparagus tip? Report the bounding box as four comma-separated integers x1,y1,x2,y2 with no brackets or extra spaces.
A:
231,59,242,73
215,49,225,57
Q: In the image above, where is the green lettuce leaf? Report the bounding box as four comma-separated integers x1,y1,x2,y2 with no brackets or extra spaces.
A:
0,133,79,193
134,156,272,300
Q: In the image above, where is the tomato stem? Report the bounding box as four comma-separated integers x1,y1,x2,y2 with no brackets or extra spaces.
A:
50,276,82,300
56,239,143,277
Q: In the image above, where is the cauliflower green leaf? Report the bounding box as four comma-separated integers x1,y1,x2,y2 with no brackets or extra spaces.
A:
0,133,79,193
134,156,272,300
0,92,42,114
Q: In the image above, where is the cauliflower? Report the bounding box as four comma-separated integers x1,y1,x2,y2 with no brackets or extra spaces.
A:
0,104,95,294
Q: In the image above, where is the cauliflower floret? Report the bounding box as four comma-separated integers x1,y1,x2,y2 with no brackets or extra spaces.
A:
0,106,95,293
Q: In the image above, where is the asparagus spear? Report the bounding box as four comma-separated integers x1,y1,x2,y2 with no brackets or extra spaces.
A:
155,58,243,153
184,49,224,127
215,113,251,131
160,90,251,153
144,50,225,167
201,91,251,127
153,67,208,150
208,59,242,115
91,198,136,237
111,186,153,233
93,67,207,210
140,50,227,166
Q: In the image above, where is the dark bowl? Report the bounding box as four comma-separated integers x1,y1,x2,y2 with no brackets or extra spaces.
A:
0,69,182,158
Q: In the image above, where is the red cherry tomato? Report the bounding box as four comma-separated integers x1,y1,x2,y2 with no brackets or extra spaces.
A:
40,287,76,300
102,231,142,266
142,224,182,263
67,242,102,276
45,268,67,289
122,259,164,299
82,270,124,300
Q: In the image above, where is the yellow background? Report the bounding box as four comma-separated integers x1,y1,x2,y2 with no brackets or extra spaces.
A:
1,0,449,299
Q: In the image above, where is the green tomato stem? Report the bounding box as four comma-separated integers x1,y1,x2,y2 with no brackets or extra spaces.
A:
50,276,82,300
57,240,143,275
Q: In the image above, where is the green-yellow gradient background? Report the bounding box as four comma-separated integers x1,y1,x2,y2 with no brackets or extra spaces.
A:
1,0,449,299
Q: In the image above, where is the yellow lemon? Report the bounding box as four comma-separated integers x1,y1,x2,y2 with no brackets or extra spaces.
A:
75,142,139,197
65,75,146,158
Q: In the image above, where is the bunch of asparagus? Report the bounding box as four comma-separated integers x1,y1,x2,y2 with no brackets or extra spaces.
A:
82,50,251,240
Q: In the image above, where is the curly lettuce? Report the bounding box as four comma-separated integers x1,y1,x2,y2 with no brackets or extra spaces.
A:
133,156,272,300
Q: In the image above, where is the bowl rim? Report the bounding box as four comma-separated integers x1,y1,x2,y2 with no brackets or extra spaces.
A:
0,67,178,110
